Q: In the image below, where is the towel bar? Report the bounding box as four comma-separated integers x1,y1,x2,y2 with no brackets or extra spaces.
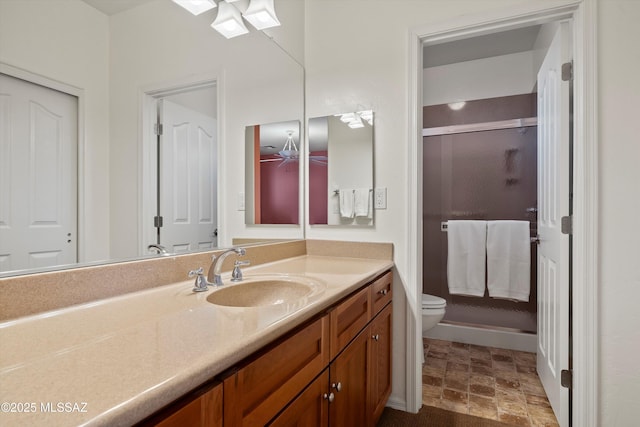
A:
333,189,373,195
440,221,539,244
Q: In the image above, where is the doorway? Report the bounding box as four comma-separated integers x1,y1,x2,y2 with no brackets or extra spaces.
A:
407,2,598,426
422,22,568,425
141,82,218,255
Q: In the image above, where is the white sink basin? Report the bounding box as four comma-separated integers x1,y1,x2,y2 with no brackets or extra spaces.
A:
206,275,325,307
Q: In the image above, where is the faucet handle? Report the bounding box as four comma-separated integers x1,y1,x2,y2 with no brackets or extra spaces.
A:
188,267,204,277
188,267,209,292
231,260,251,282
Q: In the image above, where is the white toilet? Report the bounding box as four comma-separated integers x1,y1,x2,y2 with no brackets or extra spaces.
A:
422,293,447,333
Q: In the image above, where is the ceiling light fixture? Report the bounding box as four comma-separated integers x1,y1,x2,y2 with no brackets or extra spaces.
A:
243,0,281,30
171,0,216,16
211,0,249,39
447,101,466,111
279,130,299,159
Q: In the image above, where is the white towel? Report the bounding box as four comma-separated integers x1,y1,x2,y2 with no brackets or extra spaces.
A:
354,188,370,217
487,220,531,302
447,220,487,297
339,189,354,218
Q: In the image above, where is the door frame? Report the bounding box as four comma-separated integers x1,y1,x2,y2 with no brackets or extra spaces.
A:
406,1,598,425
139,72,223,255
0,62,86,263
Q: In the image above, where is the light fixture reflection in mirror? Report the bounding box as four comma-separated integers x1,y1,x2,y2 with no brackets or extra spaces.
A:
245,120,301,225
308,111,374,226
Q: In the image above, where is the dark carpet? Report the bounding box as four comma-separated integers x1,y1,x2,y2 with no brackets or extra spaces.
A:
377,405,518,427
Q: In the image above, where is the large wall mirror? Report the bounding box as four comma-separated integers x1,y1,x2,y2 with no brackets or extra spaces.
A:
0,0,304,276
245,120,301,225
308,111,374,226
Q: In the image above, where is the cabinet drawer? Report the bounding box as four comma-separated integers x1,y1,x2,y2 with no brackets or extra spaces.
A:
370,271,392,316
330,286,370,359
223,315,330,427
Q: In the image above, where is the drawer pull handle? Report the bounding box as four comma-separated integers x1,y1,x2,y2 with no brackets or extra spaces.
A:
372,334,380,341
323,392,335,402
332,382,342,392
378,289,388,295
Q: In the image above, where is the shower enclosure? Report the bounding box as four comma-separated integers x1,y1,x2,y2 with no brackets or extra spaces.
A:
423,94,538,333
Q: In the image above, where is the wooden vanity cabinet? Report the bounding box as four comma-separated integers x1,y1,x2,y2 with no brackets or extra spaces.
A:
222,315,330,427
329,325,371,426
138,380,222,427
148,270,393,427
369,302,393,425
268,271,393,427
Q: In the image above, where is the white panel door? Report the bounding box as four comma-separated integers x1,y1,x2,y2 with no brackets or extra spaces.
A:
0,73,77,273
536,23,570,427
159,99,217,253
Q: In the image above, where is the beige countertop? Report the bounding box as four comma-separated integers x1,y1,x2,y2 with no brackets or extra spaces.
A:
0,254,393,426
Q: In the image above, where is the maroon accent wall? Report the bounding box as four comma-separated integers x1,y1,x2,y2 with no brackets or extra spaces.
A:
259,157,299,224
309,151,328,225
423,93,538,332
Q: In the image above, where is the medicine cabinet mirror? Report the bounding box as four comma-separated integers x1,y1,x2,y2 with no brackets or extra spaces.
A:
308,110,374,226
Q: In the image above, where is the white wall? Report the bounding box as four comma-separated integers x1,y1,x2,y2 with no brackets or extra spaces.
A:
0,0,110,263
423,51,535,106
598,0,640,425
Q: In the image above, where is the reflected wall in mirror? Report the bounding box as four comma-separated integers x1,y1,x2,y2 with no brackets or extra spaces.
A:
308,111,374,226
245,121,300,225
0,0,304,276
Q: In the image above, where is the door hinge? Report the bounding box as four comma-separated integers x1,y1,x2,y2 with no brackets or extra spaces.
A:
562,61,573,81
154,123,163,136
561,369,572,389
154,216,163,228
561,215,573,235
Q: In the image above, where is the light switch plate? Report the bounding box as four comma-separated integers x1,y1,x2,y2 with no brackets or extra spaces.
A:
374,187,387,209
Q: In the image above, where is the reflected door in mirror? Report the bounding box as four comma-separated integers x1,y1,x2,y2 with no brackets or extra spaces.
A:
158,99,217,253
0,73,78,273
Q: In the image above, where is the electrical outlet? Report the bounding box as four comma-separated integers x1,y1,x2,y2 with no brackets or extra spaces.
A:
374,187,387,209
238,192,245,211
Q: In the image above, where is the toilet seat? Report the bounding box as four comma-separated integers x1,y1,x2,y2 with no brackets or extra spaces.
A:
422,293,446,309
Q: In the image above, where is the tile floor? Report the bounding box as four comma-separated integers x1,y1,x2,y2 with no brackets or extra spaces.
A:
422,338,559,427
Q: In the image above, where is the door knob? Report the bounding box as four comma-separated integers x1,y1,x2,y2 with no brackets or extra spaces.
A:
331,382,342,392
372,334,380,341
323,392,335,402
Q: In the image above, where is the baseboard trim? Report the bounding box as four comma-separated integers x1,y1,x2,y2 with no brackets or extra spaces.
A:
424,323,537,353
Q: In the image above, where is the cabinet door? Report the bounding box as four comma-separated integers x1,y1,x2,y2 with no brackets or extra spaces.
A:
152,381,222,427
369,303,392,426
329,326,371,426
330,286,370,359
268,370,329,427
223,315,329,427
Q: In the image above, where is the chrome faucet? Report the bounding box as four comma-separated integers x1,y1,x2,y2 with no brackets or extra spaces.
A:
208,247,247,286
148,244,168,255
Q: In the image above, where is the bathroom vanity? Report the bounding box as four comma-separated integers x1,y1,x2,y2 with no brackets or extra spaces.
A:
145,271,392,427
0,240,393,426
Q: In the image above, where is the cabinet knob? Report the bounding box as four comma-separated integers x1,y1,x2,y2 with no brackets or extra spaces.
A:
323,392,335,402
378,289,388,295
331,382,342,392
372,334,380,341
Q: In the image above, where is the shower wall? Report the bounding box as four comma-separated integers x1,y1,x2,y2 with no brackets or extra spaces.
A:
423,94,538,332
